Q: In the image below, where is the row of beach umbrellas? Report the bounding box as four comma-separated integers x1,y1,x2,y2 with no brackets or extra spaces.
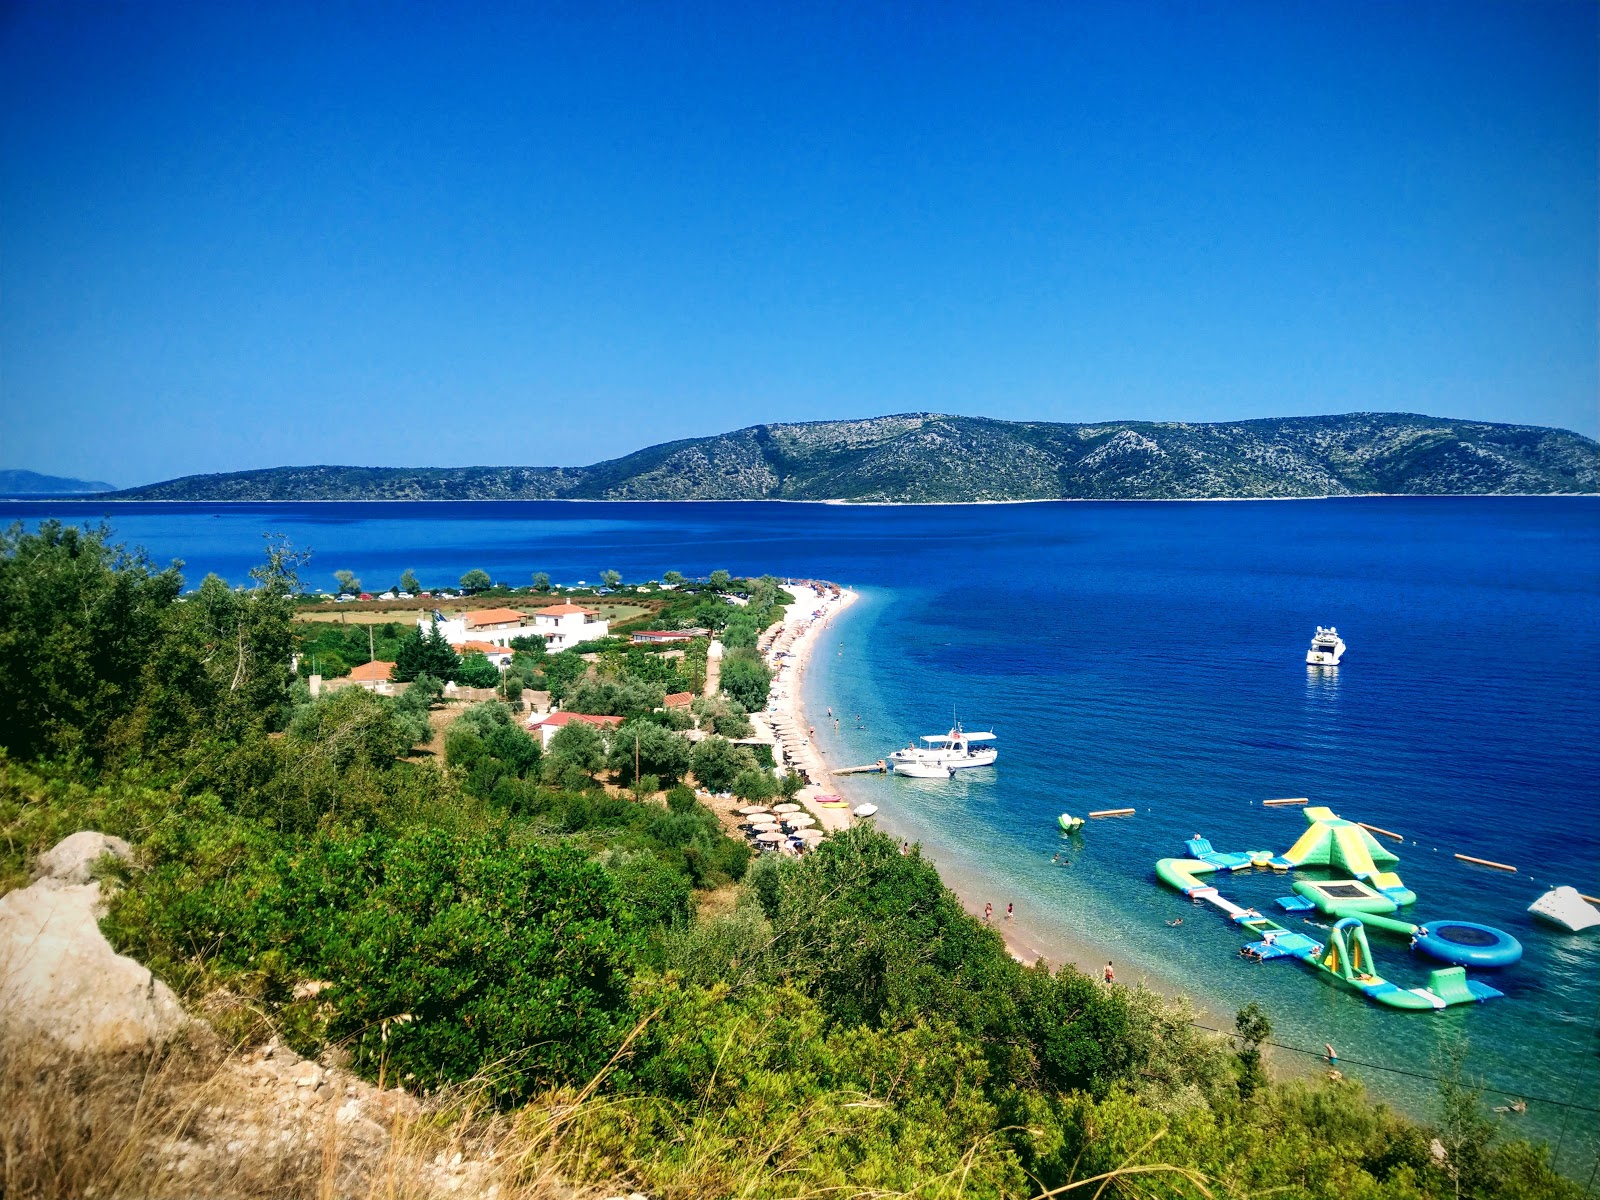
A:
736,804,825,846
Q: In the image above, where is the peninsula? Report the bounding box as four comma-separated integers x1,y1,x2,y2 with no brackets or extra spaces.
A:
104,412,1597,503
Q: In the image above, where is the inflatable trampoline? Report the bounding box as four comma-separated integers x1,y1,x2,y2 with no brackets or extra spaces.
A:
1413,921,1523,968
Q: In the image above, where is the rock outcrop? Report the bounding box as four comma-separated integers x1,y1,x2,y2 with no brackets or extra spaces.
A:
0,832,631,1199
0,831,187,1053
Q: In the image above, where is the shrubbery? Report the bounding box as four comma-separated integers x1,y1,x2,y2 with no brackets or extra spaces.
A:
0,526,1584,1199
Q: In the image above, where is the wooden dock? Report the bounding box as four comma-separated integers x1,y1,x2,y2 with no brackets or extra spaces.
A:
834,762,887,775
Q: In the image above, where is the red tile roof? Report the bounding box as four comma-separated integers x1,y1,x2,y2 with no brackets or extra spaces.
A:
452,640,509,656
348,660,394,682
534,603,599,618
527,711,623,729
663,692,695,708
463,608,529,628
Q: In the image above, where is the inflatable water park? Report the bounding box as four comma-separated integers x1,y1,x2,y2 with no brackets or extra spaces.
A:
1155,806,1521,1011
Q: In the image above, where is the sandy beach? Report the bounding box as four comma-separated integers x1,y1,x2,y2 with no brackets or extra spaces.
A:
746,583,1112,974
752,582,860,833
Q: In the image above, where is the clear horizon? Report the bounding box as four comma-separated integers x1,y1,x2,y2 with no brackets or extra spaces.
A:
3,1,1595,487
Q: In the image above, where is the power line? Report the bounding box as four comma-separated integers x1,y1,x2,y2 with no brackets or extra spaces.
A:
1190,1021,1600,1114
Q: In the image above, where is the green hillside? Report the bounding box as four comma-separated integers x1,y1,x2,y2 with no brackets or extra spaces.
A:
110,412,1597,502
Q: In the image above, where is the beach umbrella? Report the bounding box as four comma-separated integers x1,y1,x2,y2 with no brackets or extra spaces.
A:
737,806,770,816
756,830,785,843
797,828,826,841
784,814,817,828
773,803,801,813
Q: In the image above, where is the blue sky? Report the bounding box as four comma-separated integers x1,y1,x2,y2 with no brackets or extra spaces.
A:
2,1,1594,486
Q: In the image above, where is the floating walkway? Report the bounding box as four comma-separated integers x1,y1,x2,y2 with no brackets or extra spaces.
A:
1154,806,1516,1011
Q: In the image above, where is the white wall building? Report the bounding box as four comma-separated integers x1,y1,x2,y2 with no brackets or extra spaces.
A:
418,604,608,653
527,603,609,651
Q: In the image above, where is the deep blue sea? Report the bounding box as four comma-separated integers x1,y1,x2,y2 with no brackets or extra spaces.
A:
9,496,1598,1173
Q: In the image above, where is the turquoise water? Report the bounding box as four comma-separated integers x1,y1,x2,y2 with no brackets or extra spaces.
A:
9,496,1598,1171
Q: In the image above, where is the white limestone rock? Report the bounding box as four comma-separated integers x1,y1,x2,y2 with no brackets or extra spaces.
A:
0,833,185,1052
34,830,133,886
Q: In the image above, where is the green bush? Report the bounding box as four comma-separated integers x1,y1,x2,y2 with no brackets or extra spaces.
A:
567,676,664,719
456,650,500,688
608,720,691,785
251,827,638,1101
445,702,541,800
611,852,694,929
689,735,755,793
717,652,772,712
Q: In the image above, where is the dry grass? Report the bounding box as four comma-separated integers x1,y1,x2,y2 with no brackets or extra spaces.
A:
0,1020,1215,1200
0,1028,632,1200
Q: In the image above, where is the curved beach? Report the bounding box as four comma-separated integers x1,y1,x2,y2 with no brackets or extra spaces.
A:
753,582,859,832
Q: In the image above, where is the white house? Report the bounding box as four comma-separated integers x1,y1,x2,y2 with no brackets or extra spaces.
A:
418,603,608,653
527,603,609,651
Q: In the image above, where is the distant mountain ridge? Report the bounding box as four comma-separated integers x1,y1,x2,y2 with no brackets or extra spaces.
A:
0,469,116,495
107,413,1597,503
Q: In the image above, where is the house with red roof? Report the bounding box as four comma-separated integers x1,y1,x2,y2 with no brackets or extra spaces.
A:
345,660,396,693
525,709,623,748
450,639,515,668
420,602,608,653
528,602,610,651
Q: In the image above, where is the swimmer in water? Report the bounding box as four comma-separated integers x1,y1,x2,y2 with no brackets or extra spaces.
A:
1165,918,1184,926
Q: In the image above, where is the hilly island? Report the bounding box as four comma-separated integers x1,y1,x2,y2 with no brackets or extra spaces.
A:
107,412,1598,503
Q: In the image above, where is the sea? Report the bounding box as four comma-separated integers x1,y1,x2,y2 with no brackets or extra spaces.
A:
8,495,1598,1174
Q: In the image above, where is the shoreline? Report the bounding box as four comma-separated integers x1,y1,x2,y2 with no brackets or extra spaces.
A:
777,588,1128,980
751,583,860,834
782,587,1250,1050
11,492,1596,507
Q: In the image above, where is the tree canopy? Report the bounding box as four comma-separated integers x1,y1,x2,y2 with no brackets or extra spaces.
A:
393,621,463,682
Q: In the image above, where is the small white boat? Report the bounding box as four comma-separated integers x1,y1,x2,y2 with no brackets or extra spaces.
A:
892,760,955,779
1306,626,1346,666
852,804,879,818
890,723,997,778
1528,886,1600,933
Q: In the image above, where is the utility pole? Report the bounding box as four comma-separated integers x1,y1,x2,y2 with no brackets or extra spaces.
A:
369,625,375,663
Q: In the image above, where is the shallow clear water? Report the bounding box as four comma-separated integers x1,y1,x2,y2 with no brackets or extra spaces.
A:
10,496,1598,1171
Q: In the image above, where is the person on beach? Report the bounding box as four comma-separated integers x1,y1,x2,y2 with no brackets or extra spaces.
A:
1102,961,1116,984
984,902,993,924
1324,1043,1338,1066
1005,902,1014,921
899,840,910,855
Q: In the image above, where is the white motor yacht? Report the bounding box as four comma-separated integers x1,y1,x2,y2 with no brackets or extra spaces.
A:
1305,626,1346,666
889,724,997,778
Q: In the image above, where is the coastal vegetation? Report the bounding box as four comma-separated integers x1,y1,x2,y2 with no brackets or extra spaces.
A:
0,520,1584,1198
102,412,1599,503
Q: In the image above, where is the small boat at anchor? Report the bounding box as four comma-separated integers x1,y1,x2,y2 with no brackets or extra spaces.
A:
1306,626,1346,666
889,722,997,779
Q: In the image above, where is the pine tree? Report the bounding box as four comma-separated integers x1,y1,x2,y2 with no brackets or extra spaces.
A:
394,622,463,682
